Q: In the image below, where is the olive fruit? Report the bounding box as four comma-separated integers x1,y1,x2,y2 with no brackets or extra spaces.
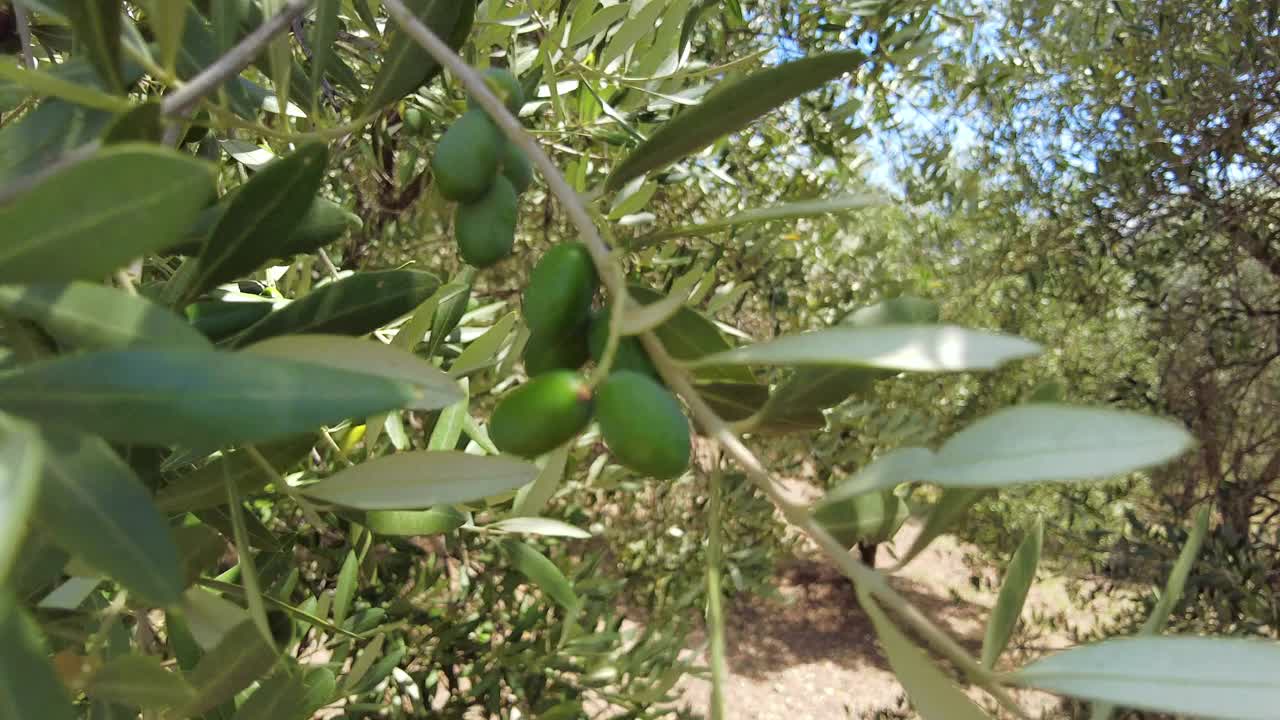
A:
500,142,534,195
523,244,598,338
595,371,690,479
432,109,502,202
588,310,659,379
490,371,593,458
469,68,525,115
524,324,589,376
454,176,518,268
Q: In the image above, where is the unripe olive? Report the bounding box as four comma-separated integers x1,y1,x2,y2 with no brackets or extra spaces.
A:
524,324,589,376
403,106,426,133
490,371,593,458
501,142,534,195
523,244,598,338
468,68,525,115
454,176,517,268
587,310,659,379
595,371,690,479
432,109,502,202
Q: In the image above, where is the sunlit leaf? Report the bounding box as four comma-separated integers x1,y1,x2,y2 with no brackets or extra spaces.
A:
487,517,591,539
500,539,579,610
1011,636,1280,720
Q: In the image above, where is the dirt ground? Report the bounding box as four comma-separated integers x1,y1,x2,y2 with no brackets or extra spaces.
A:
672,519,1126,720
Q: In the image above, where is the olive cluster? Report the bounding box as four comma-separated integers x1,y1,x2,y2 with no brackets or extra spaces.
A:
431,69,533,268
489,244,692,479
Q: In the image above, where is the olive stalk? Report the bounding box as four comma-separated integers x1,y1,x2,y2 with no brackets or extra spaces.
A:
381,2,1028,716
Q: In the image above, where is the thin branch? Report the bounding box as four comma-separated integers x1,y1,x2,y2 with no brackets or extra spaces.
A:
13,2,35,70
380,4,1030,718
161,0,314,117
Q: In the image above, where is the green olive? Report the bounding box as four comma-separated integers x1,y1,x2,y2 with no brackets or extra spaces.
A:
432,109,502,202
522,244,598,338
468,68,525,115
595,371,689,479
490,371,593,458
454,176,518,268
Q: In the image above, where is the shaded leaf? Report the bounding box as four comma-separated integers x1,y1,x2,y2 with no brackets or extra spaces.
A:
226,270,441,347
0,592,76,720
303,451,539,510
511,444,569,517
233,670,306,720
0,282,209,350
0,145,215,284
0,62,130,111
363,0,474,112
1010,637,1280,720
500,539,579,610
246,334,462,411
982,520,1043,668
0,414,43,586
0,349,418,448
892,488,985,570
331,550,358,627
155,437,314,513
37,429,184,606
65,0,125,93
628,285,754,383
178,143,328,303
85,654,197,709
606,51,865,190
341,506,468,536
183,621,279,716
1141,505,1210,635
824,447,937,503
448,311,517,378
812,489,907,548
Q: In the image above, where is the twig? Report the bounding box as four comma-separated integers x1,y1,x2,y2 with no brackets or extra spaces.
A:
379,4,1030,718
161,0,314,117
13,2,35,70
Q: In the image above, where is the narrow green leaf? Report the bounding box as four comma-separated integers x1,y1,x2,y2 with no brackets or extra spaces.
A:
598,0,668,68
309,0,340,113
698,381,824,432
195,579,361,640
823,447,937,503
812,489,907,548
102,100,164,144
331,550,358,627
628,285,754,383
183,621,280,716
139,0,187,73
0,592,76,720
1140,505,1210,635
0,145,214,284
179,143,328,303
568,3,630,45
0,98,115,187
178,587,250,651
487,517,591,539
0,348,419,448
0,283,209,350
605,51,865,190
232,671,307,720
226,270,441,347
342,506,467,536
859,589,994,720
65,0,125,93
86,654,197,709
246,334,463,411
303,451,539,510
0,62,130,111
448,311,517,378
1010,636,1280,720
891,488,985,570
338,634,384,693
511,444,569,517
300,667,336,716
692,325,1041,373
37,429,184,606
500,539,579,610
426,377,469,451
362,0,473,112
425,270,474,359
0,415,43,586
921,405,1195,488
173,523,226,587
155,437,314,513
633,194,885,246
982,519,1043,668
